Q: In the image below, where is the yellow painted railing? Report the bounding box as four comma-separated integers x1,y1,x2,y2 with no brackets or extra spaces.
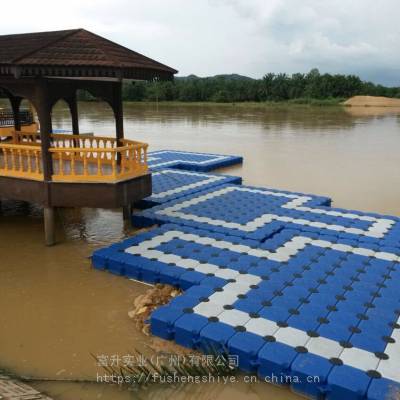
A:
50,133,118,151
0,143,43,180
0,123,39,139
0,133,148,183
12,130,41,144
49,140,148,182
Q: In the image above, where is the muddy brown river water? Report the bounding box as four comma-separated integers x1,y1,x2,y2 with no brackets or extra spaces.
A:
1,101,400,399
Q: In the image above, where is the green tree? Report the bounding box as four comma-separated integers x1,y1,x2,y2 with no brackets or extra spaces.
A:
110,69,400,103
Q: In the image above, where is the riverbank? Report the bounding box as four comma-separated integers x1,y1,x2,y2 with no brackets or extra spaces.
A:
122,98,345,108
123,95,400,109
343,95,400,107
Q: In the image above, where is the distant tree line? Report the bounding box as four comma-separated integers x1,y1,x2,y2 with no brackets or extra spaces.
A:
116,69,400,103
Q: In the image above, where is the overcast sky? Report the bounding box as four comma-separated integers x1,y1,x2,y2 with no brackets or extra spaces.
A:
1,0,399,86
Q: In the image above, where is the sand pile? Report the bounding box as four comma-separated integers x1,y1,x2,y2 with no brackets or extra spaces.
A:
343,95,400,107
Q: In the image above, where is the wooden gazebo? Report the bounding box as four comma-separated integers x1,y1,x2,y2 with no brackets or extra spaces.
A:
0,29,177,245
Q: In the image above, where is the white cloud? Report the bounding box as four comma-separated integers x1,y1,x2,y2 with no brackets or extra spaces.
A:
0,0,399,85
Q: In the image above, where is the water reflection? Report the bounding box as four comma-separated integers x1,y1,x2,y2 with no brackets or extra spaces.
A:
1,199,42,218
56,101,359,132
60,208,128,245
1,101,400,400
344,105,400,118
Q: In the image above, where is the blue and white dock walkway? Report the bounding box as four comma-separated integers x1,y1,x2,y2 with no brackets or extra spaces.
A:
136,169,241,208
92,150,400,400
148,150,243,171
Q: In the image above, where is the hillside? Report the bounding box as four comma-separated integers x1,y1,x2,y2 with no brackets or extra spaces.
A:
176,74,254,81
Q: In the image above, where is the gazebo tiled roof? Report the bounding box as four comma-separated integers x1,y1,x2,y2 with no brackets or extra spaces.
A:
0,28,177,80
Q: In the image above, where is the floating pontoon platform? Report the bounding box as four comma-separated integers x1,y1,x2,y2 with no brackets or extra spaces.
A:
92,150,400,400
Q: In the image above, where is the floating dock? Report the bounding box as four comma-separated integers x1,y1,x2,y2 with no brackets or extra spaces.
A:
92,150,400,400
148,150,243,171
133,184,334,241
136,169,242,208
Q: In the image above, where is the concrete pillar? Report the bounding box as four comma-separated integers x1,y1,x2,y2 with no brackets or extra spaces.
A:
44,207,56,246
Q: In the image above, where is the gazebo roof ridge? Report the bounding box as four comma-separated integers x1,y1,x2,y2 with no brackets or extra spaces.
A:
0,29,80,64
9,29,81,64
76,29,177,71
0,28,177,80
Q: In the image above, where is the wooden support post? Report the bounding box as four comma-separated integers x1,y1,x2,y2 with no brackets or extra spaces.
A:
36,81,56,245
67,93,80,135
111,81,124,166
35,83,54,181
9,95,23,132
44,207,56,246
113,81,124,144
122,204,132,222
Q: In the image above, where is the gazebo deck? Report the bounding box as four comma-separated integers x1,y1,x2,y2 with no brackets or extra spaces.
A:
0,152,139,181
0,131,148,182
0,132,151,208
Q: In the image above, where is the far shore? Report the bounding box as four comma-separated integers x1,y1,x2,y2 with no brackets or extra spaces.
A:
121,98,345,107
4,95,400,110
120,95,400,108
